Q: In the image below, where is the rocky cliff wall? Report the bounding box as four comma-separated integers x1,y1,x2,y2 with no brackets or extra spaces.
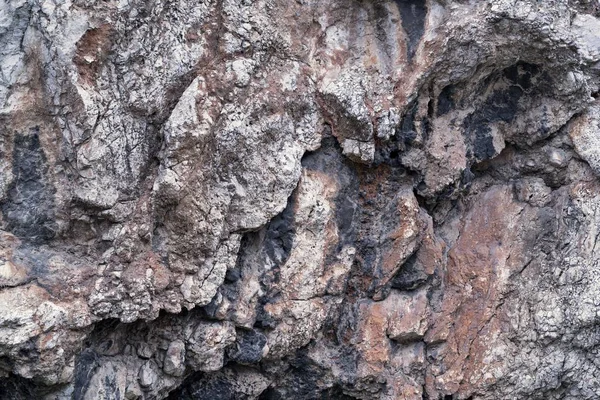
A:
1,0,600,399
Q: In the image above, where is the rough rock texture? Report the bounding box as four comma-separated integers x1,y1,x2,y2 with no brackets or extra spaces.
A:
1,0,600,399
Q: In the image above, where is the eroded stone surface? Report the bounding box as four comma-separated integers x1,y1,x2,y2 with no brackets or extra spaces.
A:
1,0,600,399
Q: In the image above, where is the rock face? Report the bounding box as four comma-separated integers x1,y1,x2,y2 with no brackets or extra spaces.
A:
0,0,600,399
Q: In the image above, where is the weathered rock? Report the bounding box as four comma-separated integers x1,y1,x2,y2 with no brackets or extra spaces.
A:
570,101,600,175
1,0,600,399
139,361,158,389
163,340,186,377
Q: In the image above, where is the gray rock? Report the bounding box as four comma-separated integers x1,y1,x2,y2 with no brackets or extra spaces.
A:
138,361,158,389
163,340,186,377
1,0,600,398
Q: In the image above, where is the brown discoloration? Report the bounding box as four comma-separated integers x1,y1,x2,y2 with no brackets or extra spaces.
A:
357,164,392,201
379,193,424,286
40,256,96,302
0,233,29,288
73,24,114,86
387,289,430,342
351,288,431,395
5,41,62,174
425,185,532,398
352,165,425,295
415,216,445,277
1,0,599,396
355,300,391,376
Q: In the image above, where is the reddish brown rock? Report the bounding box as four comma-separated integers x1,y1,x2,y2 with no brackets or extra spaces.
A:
2,0,600,399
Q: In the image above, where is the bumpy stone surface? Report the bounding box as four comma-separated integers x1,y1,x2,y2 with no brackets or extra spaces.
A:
0,0,600,399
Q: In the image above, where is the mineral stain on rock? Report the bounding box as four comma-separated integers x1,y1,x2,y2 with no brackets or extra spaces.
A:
72,349,100,400
394,0,428,61
263,193,296,268
1,128,55,243
169,373,234,400
463,67,527,161
227,328,267,365
2,0,600,399
437,85,456,117
301,134,359,252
